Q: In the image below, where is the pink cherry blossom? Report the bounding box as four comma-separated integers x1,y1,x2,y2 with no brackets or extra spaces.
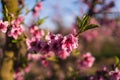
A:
33,2,42,16
14,71,24,80
8,17,24,39
49,40,61,52
49,34,63,52
109,68,120,80
39,54,49,67
0,20,8,33
26,31,78,59
14,16,24,24
29,25,44,39
45,32,56,41
41,42,50,53
41,60,49,67
57,50,70,60
8,24,24,39
26,37,41,52
72,25,78,36
62,34,78,52
26,37,50,53
24,66,31,73
79,52,95,68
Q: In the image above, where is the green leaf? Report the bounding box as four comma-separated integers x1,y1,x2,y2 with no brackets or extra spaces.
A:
4,5,9,17
37,17,48,26
76,16,81,27
76,15,99,36
68,66,73,72
115,56,120,65
115,56,120,69
4,5,10,22
25,8,30,15
12,38,22,43
118,64,120,69
84,24,98,31
47,56,58,62
79,15,90,32
81,15,90,27
12,40,19,43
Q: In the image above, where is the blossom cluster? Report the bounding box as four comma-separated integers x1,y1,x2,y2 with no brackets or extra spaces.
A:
0,16,24,39
88,66,120,80
1,14,119,80
26,25,78,60
8,16,24,39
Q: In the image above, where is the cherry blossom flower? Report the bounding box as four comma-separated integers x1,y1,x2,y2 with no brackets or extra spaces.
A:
26,37,41,52
79,52,95,68
109,68,120,80
8,24,24,39
33,2,42,16
62,34,78,53
0,20,8,33
14,71,24,80
8,17,24,39
57,50,70,60
14,16,24,25
29,25,44,39
45,32,56,41
24,66,31,73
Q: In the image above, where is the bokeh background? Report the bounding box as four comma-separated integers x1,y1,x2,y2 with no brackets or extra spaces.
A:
0,0,120,80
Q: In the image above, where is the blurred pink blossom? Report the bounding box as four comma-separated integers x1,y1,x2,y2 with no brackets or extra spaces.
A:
79,52,95,68
33,2,42,16
27,53,41,61
8,17,24,39
109,68,120,80
57,50,70,60
29,25,44,39
0,20,8,33
62,34,78,53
